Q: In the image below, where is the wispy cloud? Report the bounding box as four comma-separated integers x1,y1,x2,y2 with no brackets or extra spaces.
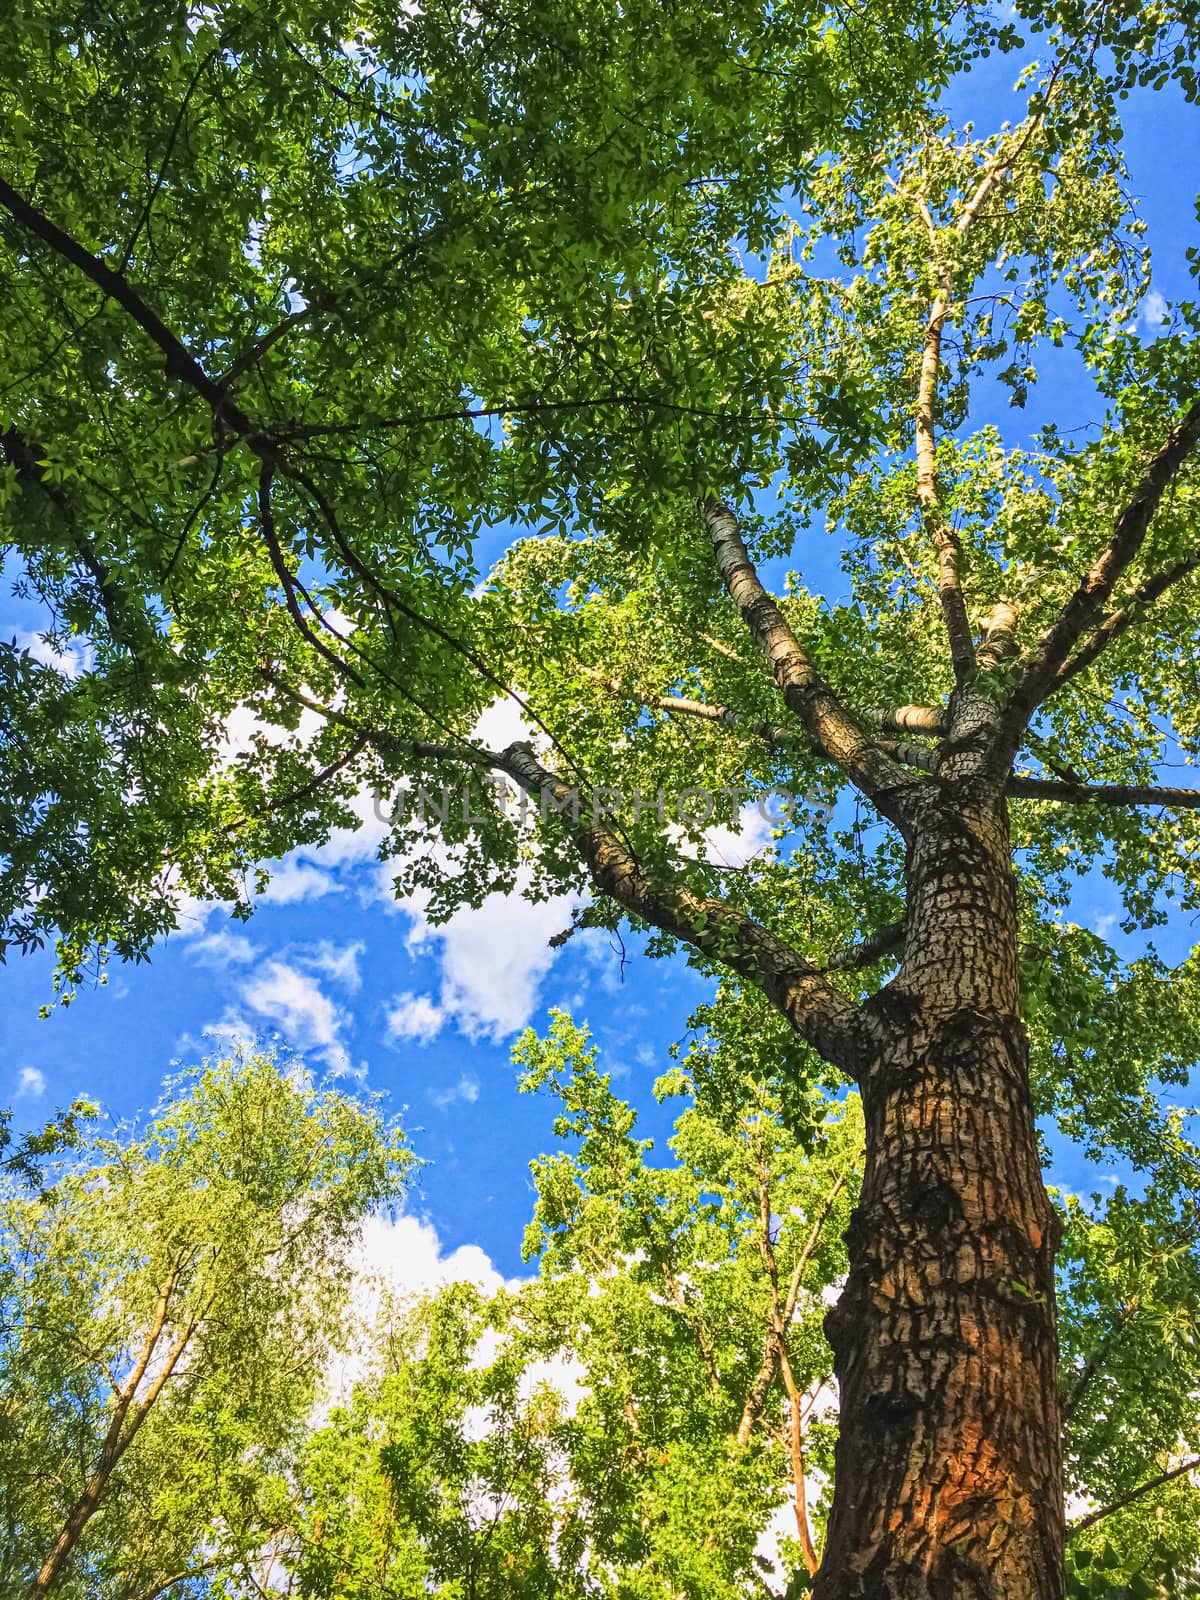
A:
300,939,365,993
430,1073,480,1110
386,991,446,1046
14,1066,46,1100
1140,288,1168,331
239,959,356,1077
187,928,257,968
13,630,91,679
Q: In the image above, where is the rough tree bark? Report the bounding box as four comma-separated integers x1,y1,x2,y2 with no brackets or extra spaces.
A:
819,773,1062,1599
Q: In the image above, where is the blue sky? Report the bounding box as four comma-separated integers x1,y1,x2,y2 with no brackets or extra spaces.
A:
2,54,1198,1284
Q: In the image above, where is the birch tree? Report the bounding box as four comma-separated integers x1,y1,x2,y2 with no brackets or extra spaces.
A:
0,1053,410,1600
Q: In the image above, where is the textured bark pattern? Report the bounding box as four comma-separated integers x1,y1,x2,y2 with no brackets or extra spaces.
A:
816,789,1063,1600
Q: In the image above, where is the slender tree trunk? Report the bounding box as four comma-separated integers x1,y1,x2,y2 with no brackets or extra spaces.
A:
817,786,1064,1599
25,1270,198,1600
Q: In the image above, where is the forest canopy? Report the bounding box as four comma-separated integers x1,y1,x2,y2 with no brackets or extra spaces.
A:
3,0,1200,1594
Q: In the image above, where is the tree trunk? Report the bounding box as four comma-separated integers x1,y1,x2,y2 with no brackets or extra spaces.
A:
817,786,1064,1599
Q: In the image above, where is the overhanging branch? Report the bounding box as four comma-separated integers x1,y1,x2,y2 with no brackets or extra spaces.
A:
495,739,864,1070
910,81,1064,685
1067,1456,1200,1539
265,686,867,1070
1008,775,1200,809
1053,555,1200,691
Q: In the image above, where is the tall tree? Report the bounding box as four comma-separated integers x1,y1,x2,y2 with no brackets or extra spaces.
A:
185,1012,1200,1598
4,0,1200,1594
0,1052,410,1600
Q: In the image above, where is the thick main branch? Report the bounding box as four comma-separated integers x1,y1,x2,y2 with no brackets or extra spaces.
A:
494,740,863,1069
1009,775,1200,809
701,499,917,830
1004,401,1200,747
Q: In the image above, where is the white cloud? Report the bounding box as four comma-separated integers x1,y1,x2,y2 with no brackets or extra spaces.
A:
354,1213,509,1297
239,959,355,1076
430,1073,480,1109
258,858,337,905
14,630,91,678
14,1066,46,1100
326,1213,514,1404
405,878,578,1041
1140,289,1168,330
258,787,394,905
187,928,257,968
189,694,575,1047
192,1012,260,1060
335,1215,584,1428
386,990,446,1045
168,888,224,940
309,785,393,869
300,939,364,993
670,801,776,869
471,696,543,753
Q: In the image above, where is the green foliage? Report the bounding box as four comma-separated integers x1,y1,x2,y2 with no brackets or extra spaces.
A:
0,1051,411,1600
0,1097,97,1188
4,0,1200,1588
3,1019,1200,1594
0,0,948,983
277,1009,860,1600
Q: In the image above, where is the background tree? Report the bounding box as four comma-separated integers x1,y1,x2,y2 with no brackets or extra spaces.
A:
4,0,1200,1594
254,1007,859,1600
0,1051,410,1600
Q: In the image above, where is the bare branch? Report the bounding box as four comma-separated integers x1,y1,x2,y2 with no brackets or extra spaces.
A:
912,108,1060,683
585,671,799,747
1062,1300,1138,1427
0,174,253,431
823,922,906,972
1054,556,1200,691
257,687,867,1067
257,466,365,688
495,740,863,1068
914,279,976,682
1067,1456,1200,1539
0,175,607,755
866,705,947,737
25,1259,200,1600
749,1146,820,1575
701,499,919,830
698,631,746,663
1008,775,1200,809
778,1340,820,1574
735,1163,850,1447
217,306,315,388
909,60,1071,684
